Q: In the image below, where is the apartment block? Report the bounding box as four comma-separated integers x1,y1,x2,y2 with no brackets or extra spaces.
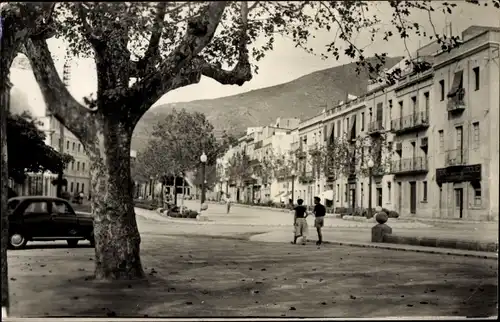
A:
217,25,499,221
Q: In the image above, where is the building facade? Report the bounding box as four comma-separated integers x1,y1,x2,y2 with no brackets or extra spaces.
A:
217,25,499,221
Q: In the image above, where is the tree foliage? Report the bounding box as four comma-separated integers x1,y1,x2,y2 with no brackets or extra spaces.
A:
226,150,253,188
7,111,73,184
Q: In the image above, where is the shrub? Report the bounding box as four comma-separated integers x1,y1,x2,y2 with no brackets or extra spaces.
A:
265,200,274,207
388,210,400,218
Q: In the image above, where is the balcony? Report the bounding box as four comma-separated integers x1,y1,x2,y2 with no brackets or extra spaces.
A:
447,88,466,113
299,171,315,184
391,157,429,175
445,149,468,166
367,120,384,135
391,111,429,134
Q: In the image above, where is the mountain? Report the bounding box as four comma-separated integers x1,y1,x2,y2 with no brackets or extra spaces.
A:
132,56,402,151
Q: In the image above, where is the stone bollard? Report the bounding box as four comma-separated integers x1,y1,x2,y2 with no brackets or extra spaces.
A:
371,211,392,243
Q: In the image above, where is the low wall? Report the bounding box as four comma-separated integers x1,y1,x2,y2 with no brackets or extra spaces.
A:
381,232,498,253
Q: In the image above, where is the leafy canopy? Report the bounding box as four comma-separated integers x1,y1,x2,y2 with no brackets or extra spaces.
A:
7,111,73,183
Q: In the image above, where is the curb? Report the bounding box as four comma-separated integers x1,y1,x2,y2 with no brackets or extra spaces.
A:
383,234,499,253
306,239,498,259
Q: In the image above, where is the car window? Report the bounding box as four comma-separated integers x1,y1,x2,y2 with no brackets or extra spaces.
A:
52,201,73,215
24,201,49,214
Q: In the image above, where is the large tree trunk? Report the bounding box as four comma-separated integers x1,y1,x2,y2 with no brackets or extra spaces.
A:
0,68,12,317
89,118,145,280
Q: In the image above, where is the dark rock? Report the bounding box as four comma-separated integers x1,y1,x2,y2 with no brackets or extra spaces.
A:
186,301,193,305
106,311,117,317
289,306,296,311
261,268,266,271
10,278,16,281
407,304,414,307
350,295,356,300
371,223,392,243
321,302,327,305
420,301,429,305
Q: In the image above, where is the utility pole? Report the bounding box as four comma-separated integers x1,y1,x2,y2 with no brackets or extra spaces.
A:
55,55,70,197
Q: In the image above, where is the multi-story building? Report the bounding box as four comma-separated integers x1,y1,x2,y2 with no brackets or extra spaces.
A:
430,26,499,221
216,25,499,221
9,54,92,197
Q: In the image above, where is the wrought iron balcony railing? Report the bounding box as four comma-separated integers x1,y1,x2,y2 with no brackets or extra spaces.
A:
391,111,429,134
391,157,429,174
447,88,466,112
368,120,384,134
445,149,468,166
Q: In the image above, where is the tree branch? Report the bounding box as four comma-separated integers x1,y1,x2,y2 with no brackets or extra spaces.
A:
23,38,98,148
126,1,229,125
76,3,104,47
129,2,168,78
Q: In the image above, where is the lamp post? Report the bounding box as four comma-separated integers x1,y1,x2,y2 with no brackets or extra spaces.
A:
291,169,296,206
200,152,207,209
367,158,374,218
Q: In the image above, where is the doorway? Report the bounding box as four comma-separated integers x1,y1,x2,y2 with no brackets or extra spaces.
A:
397,182,402,214
409,181,417,214
349,187,356,210
454,188,464,219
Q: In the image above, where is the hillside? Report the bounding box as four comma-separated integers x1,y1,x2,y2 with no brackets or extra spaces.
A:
132,56,402,151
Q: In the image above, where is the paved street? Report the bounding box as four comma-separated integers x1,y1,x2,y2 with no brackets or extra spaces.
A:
177,201,499,244
8,233,498,318
6,203,498,318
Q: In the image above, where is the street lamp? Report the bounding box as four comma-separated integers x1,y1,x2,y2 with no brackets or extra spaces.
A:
200,152,207,210
291,169,297,206
367,158,375,218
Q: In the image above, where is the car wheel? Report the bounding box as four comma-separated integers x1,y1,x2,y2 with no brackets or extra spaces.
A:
67,239,79,247
9,233,28,250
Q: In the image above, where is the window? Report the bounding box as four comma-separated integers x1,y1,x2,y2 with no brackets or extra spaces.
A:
66,140,70,150
344,184,348,202
387,182,391,203
24,201,48,214
360,183,364,207
424,92,430,116
473,66,480,91
439,80,445,101
71,161,74,170
473,122,480,149
346,117,349,134
70,182,74,192
439,185,443,209
77,161,80,171
337,120,341,137
472,182,481,206
58,138,61,149
423,181,428,202
361,112,365,131
82,162,85,171
376,187,383,207
72,142,75,151
411,96,417,113
78,144,81,152
438,130,444,152
52,201,71,214
336,184,340,202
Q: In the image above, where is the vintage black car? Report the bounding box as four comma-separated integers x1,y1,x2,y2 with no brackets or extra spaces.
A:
7,196,95,249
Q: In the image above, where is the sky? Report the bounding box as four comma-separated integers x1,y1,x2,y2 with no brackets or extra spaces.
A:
9,1,500,116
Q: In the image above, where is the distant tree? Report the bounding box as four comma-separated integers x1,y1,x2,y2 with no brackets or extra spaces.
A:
7,111,73,184
226,151,253,201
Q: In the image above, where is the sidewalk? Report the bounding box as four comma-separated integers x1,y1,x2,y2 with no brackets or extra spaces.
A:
250,230,498,259
136,207,498,257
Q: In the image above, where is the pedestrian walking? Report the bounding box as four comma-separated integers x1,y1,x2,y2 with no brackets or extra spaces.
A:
292,198,308,245
225,193,232,214
313,196,326,246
